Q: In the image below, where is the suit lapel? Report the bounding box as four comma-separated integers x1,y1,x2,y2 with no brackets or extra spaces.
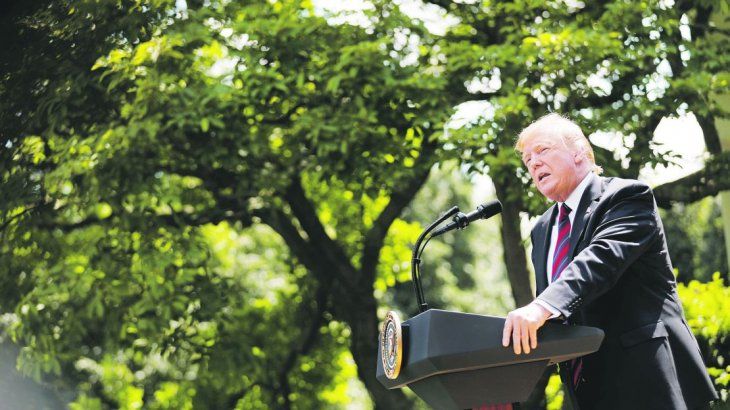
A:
535,205,557,296
568,174,604,258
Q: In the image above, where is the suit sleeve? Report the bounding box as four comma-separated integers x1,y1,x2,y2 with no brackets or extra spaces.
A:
536,182,660,318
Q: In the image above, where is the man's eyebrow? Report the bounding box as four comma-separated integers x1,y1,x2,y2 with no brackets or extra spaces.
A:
523,143,546,154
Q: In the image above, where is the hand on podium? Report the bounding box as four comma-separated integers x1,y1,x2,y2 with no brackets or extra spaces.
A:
502,302,552,355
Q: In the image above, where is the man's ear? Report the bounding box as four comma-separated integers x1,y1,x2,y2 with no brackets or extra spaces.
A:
573,147,587,164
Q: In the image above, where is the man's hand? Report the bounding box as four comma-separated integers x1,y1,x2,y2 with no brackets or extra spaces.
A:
502,302,552,355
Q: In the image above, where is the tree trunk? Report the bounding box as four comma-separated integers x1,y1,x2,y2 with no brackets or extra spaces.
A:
709,6,730,275
492,179,533,307
714,108,730,280
338,290,413,410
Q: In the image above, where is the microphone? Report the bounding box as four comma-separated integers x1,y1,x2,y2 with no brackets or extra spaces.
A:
430,200,502,237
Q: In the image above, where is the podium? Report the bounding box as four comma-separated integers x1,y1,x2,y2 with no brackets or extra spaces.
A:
376,309,604,409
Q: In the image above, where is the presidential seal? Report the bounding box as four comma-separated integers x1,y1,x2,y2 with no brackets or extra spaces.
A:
380,310,403,379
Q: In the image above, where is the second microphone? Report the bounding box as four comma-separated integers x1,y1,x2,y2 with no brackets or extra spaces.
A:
431,200,503,237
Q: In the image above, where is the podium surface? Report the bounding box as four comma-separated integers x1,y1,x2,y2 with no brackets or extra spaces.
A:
377,309,604,409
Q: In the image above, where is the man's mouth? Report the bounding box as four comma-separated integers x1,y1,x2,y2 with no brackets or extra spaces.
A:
538,172,550,182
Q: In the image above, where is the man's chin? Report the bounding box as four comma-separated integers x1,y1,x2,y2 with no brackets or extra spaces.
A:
537,187,559,202
536,184,550,197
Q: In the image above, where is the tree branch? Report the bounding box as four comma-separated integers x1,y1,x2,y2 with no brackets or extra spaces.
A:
281,178,360,287
627,110,666,178
261,103,305,125
260,206,357,294
0,202,45,233
695,112,723,155
360,139,437,282
653,151,730,208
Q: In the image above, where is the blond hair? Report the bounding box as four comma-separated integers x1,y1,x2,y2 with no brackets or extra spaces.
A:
515,113,603,174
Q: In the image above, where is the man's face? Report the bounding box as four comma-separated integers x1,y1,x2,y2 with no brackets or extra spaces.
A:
521,134,584,202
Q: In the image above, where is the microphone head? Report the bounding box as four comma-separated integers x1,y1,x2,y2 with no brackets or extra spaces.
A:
476,200,503,220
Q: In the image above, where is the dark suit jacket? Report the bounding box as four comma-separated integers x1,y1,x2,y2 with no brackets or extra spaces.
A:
532,174,717,410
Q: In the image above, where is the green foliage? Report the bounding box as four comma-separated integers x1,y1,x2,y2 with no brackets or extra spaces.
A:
662,197,729,283
1,0,729,409
1,0,446,407
3,220,358,409
545,372,564,410
678,274,730,402
193,224,360,409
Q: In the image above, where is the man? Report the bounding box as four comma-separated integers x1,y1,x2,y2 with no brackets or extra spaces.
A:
502,114,717,409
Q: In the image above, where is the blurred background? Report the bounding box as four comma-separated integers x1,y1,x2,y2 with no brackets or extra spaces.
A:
0,0,728,408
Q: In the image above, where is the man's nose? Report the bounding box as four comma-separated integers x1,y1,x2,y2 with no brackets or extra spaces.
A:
529,158,542,173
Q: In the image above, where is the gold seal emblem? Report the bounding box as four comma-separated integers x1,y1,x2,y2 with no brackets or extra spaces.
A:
380,310,403,379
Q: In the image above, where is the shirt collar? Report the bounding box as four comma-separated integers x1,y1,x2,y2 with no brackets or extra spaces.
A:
560,172,594,212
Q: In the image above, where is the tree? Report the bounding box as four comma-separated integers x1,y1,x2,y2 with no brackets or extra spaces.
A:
1,0,728,408
2,0,456,408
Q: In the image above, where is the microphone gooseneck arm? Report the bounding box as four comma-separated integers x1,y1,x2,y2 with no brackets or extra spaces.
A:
411,206,459,313
411,201,503,313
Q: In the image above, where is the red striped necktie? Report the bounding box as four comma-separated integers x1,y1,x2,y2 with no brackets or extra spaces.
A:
551,203,583,389
551,204,572,281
